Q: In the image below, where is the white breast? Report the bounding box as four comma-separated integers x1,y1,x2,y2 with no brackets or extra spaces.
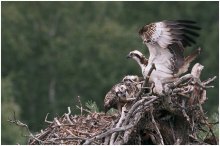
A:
143,44,174,83
143,64,172,82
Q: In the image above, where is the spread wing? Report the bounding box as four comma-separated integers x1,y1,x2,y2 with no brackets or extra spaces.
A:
139,20,200,74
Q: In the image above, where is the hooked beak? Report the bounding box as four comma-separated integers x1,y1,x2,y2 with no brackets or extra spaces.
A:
126,54,132,59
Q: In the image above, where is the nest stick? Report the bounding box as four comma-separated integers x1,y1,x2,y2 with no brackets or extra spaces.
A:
150,108,164,145
83,124,134,145
77,96,83,115
44,113,53,124
110,106,126,144
65,107,73,125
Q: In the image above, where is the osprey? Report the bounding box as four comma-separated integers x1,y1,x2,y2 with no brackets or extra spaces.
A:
134,20,201,94
127,49,200,81
104,75,143,113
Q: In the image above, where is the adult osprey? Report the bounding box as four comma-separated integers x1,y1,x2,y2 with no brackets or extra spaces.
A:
104,75,143,113
133,20,200,94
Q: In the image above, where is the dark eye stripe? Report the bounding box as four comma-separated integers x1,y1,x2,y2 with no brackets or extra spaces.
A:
134,54,141,59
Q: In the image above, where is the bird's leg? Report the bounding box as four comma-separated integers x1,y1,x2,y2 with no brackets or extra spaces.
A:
153,79,163,96
145,63,156,84
149,83,155,95
142,64,156,94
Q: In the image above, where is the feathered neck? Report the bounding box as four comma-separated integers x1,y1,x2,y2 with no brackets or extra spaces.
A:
133,57,147,71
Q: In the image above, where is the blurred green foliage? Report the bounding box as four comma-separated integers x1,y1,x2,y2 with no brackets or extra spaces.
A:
1,1,218,144
2,76,27,144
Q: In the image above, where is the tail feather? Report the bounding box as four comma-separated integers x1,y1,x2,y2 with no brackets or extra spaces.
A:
185,47,201,63
176,47,201,76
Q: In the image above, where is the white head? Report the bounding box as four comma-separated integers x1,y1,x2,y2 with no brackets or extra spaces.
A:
127,50,143,59
127,50,148,64
122,75,139,83
127,50,148,68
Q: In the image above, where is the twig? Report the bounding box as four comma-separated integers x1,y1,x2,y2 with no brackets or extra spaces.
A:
141,95,156,99
83,124,134,145
8,112,31,134
208,121,219,125
104,136,110,145
191,63,204,78
44,113,53,124
76,105,92,114
110,106,126,144
8,112,44,144
208,128,217,145
181,100,190,122
51,124,76,128
169,119,176,143
54,118,61,126
76,96,83,115
150,108,164,145
177,93,190,99
202,115,218,145
71,129,91,136
123,96,158,126
65,107,73,125
204,85,214,88
30,130,50,145
65,129,87,142
192,78,206,89
29,134,45,145
48,136,87,142
199,90,207,104
122,112,142,144
122,98,145,126
203,76,217,85
169,74,193,88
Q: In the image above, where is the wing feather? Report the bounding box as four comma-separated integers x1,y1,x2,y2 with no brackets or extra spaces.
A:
139,20,200,48
157,40,168,48
138,20,200,74
167,42,184,74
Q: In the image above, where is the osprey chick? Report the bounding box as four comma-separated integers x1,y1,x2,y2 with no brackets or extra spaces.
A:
104,75,142,113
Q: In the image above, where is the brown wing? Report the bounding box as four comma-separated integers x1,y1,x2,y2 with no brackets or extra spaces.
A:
139,20,200,74
104,84,120,113
162,20,201,47
139,20,201,48
167,42,185,74
176,48,201,76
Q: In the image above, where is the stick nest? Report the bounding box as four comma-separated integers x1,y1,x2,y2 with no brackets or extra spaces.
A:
24,63,218,145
